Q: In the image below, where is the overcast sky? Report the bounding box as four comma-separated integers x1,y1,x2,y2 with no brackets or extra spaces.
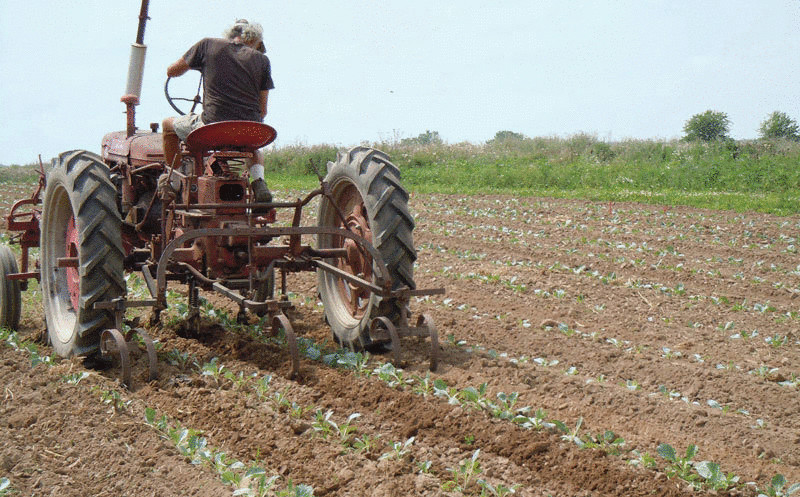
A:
0,0,798,165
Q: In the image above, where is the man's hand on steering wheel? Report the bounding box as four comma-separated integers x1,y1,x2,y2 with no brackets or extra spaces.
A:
164,73,203,116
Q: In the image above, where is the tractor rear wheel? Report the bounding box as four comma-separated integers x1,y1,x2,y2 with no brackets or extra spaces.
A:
0,245,21,330
40,150,125,357
317,147,416,348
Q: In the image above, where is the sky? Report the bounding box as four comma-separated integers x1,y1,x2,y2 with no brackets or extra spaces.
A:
0,0,798,165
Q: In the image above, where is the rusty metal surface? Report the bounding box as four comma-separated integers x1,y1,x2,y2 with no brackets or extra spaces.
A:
271,314,299,379
130,327,158,382
155,226,392,304
102,130,164,166
100,329,131,388
185,121,277,153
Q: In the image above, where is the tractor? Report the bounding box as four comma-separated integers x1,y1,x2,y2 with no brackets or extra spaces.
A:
0,0,441,385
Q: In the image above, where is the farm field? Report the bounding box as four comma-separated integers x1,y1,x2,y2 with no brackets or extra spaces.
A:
1,185,799,496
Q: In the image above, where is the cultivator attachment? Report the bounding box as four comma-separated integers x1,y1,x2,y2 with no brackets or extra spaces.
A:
370,313,440,371
99,327,158,389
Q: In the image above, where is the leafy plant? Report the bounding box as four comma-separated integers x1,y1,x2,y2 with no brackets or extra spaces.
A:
352,434,380,454
758,474,800,497
695,461,739,490
657,443,699,484
442,449,482,493
0,477,11,496
95,388,131,414
379,437,415,461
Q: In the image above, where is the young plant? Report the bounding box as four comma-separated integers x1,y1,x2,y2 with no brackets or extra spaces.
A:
477,479,520,496
758,474,800,497
352,434,380,454
199,357,226,387
0,477,11,496
336,351,371,375
379,437,415,461
657,443,699,485
95,388,131,414
695,461,739,491
442,449,482,493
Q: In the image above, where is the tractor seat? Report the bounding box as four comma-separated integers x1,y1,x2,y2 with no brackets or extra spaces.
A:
185,120,277,154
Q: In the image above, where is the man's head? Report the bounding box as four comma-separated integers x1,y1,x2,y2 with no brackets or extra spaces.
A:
225,19,265,53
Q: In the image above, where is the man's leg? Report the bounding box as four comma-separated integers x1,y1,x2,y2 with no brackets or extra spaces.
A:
250,150,272,203
162,117,181,169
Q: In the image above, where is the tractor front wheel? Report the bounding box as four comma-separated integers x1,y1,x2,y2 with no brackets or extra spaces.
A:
40,151,125,357
317,147,416,349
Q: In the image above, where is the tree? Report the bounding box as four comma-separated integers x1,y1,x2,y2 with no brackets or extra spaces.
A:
400,130,443,146
488,130,527,144
759,111,800,141
683,110,730,142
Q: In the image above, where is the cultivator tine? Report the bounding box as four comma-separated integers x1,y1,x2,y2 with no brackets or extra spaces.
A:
418,314,439,372
100,328,131,388
130,327,159,382
371,317,402,365
368,313,440,371
272,314,300,379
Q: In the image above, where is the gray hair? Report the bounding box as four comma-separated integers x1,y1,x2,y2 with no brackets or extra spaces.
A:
224,19,263,45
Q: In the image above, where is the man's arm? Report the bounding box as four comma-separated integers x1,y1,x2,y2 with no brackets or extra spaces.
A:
167,57,191,78
259,90,269,120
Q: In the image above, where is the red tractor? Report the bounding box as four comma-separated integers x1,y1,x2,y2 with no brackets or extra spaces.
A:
1,1,440,385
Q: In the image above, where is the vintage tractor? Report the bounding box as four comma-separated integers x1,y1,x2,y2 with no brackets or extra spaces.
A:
1,1,441,386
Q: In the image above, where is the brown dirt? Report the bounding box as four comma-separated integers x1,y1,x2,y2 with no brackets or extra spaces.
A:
2,189,799,496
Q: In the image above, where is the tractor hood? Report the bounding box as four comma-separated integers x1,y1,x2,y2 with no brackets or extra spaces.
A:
101,130,164,166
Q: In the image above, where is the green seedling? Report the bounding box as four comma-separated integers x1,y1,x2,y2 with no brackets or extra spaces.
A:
628,450,658,469
199,357,226,386
352,434,380,454
758,474,800,497
581,430,625,455
416,460,433,474
695,461,739,491
165,349,193,369
372,362,408,388
336,351,370,375
235,468,279,497
95,388,131,414
477,479,520,496
412,373,434,397
62,372,90,385
442,449,482,493
657,443,699,484
288,403,313,420
0,477,11,496
379,436,415,461
556,417,584,447
270,387,291,412
252,375,273,401
433,378,461,405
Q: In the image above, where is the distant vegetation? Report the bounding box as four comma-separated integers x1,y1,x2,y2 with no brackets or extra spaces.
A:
4,115,799,215
0,163,41,183
264,132,800,215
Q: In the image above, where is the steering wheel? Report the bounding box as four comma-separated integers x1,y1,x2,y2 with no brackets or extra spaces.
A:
164,74,203,116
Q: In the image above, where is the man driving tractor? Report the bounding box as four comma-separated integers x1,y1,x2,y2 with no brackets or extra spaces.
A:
161,19,275,203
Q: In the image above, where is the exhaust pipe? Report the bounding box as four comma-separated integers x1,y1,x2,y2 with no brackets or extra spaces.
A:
122,0,151,137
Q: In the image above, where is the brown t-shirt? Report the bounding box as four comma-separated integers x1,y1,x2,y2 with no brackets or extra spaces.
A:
183,37,275,123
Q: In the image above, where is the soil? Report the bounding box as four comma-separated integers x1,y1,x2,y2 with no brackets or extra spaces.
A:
1,189,799,496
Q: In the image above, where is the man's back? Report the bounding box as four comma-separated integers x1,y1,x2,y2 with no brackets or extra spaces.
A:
184,37,274,123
